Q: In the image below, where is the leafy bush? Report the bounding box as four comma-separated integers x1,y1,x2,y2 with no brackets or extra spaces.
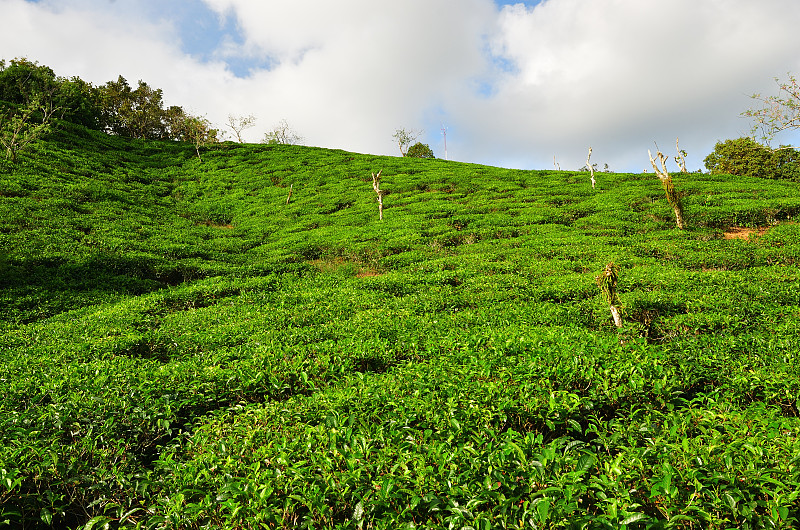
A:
704,137,800,180
405,141,435,159
3,119,800,528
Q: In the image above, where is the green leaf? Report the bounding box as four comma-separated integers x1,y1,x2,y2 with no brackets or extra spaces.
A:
40,508,53,526
576,454,596,473
620,513,648,525
536,498,550,522
83,515,112,530
722,492,737,511
353,501,364,521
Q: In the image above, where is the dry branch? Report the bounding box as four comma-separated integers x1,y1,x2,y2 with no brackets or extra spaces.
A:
596,262,623,328
649,148,686,229
372,170,384,220
674,137,688,173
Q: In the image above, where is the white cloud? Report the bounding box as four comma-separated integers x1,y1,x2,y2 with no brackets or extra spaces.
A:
456,0,800,170
198,0,497,152
2,0,800,171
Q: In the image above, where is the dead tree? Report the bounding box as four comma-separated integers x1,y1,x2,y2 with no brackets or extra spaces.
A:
674,137,688,173
596,262,623,328
286,183,293,204
649,148,686,229
372,170,384,220
587,147,596,189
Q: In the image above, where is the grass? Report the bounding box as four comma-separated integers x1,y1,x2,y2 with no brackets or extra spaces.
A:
1,121,800,528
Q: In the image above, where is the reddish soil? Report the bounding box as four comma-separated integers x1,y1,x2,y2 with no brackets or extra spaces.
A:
723,226,770,240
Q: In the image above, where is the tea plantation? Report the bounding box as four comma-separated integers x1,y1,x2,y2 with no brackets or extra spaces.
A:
1,122,800,529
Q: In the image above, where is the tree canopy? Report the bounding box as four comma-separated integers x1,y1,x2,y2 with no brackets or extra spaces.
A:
405,141,435,159
0,57,218,144
703,137,800,181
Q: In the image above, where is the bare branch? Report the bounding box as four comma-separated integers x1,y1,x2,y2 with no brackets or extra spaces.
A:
596,262,623,328
392,128,421,157
263,119,304,145
226,113,256,143
648,148,686,229
0,96,59,162
743,73,800,146
674,137,688,173
372,170,384,220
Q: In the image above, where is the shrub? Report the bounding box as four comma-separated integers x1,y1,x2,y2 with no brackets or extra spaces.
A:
405,142,435,159
703,137,800,180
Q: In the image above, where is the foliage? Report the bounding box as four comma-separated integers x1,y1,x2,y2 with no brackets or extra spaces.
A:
0,58,63,162
225,113,256,143
0,57,217,143
98,76,176,140
704,137,800,181
0,95,59,162
0,58,105,129
170,113,218,161
649,149,687,229
743,73,800,145
2,118,800,529
405,141,435,159
595,262,620,306
262,118,304,145
392,128,421,156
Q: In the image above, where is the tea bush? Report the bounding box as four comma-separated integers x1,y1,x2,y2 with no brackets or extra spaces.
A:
1,120,800,528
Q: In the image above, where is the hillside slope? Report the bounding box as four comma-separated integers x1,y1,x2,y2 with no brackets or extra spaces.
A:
1,124,800,528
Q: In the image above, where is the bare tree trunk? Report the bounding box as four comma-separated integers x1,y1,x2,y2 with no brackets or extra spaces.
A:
286,183,293,204
675,137,688,173
609,305,623,328
372,170,384,220
587,147,596,189
596,262,623,328
649,149,686,229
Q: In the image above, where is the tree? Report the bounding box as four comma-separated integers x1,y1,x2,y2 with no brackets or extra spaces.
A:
585,147,596,189
405,142,434,159
596,262,622,328
392,128,421,156
372,170,385,220
674,137,688,173
0,59,60,163
169,112,218,161
262,119,303,145
0,58,58,106
0,58,101,130
97,76,172,139
0,94,59,162
703,137,800,181
743,73,800,146
649,148,687,229
56,75,102,129
226,114,256,143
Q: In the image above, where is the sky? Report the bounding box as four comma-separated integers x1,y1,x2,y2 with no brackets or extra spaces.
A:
2,0,800,172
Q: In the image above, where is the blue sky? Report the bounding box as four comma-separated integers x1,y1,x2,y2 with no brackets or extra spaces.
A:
4,0,800,171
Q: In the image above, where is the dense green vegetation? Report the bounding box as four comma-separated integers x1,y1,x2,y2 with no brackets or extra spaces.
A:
2,119,800,529
704,137,800,181
0,58,216,164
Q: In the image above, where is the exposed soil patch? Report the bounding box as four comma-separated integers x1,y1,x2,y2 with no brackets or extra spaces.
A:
724,226,770,240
